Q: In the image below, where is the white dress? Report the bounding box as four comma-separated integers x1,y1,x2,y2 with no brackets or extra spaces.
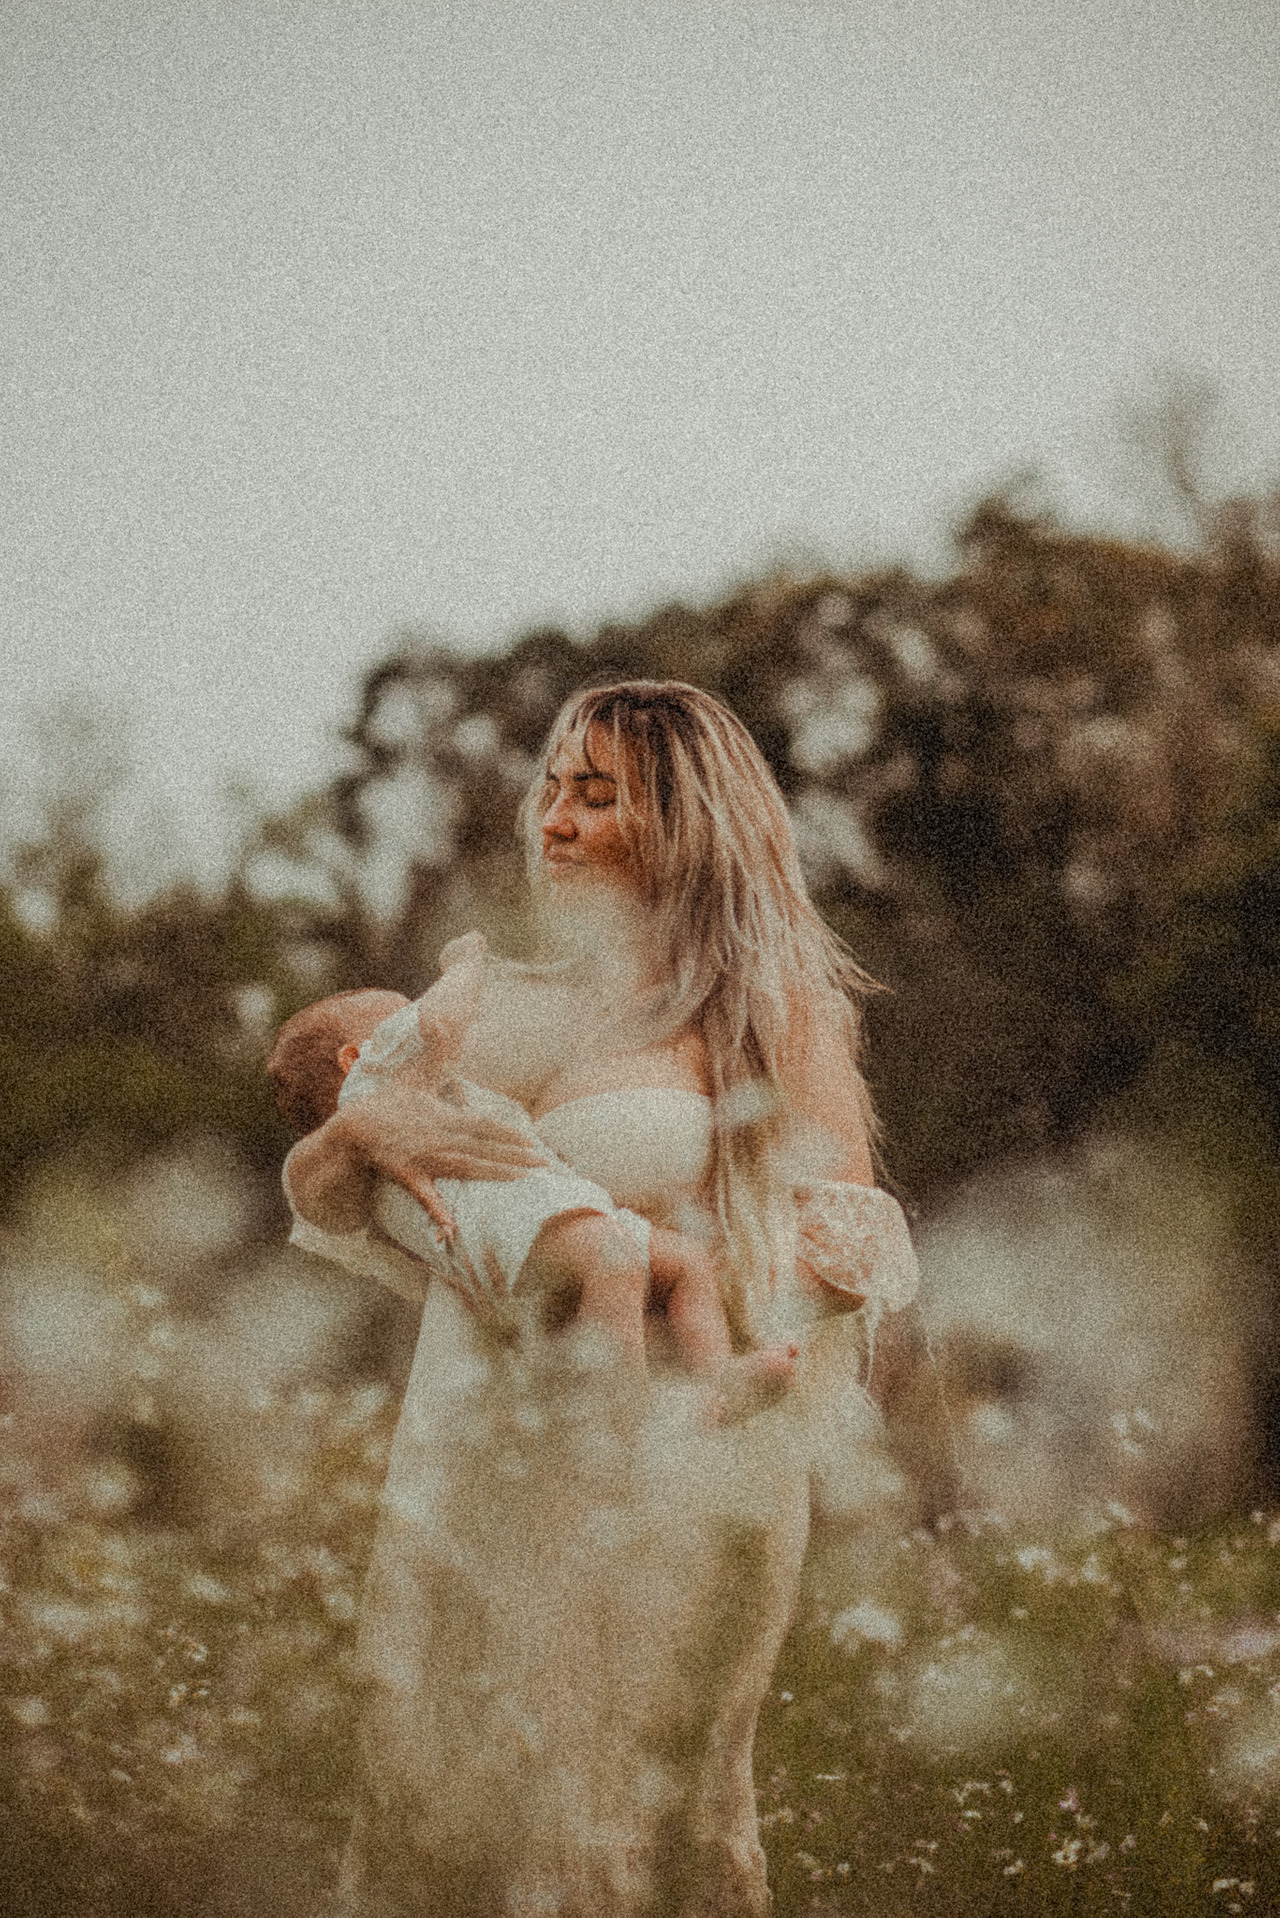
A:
315,1088,915,1918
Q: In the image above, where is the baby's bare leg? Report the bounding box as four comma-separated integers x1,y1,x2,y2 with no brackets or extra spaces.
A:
650,1230,733,1368
519,1210,650,1366
651,1227,798,1419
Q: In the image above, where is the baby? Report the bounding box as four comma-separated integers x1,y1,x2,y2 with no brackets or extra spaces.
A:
269,936,796,1411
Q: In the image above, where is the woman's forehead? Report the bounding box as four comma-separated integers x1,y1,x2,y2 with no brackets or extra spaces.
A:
549,720,619,778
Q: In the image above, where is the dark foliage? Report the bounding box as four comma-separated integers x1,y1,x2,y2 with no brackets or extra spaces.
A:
244,492,1280,1206
3,485,1278,1251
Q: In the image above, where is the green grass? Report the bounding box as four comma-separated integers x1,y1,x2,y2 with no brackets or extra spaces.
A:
1,1218,1279,1916
3,1371,1280,1916
758,1516,1280,1914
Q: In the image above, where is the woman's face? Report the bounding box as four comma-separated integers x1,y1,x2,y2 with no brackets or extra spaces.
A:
538,724,641,893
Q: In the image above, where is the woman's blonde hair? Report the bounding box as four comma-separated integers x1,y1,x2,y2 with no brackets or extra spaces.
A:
518,680,876,1337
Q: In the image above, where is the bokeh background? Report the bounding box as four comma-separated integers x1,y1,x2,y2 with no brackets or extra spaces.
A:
5,2,1280,1911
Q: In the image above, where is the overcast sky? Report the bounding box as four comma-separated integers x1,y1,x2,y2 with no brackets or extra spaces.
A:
5,0,1279,880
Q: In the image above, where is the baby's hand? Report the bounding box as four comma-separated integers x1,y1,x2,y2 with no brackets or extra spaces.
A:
409,1173,456,1242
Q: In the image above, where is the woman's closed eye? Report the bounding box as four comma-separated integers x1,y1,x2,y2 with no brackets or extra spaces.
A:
542,773,617,810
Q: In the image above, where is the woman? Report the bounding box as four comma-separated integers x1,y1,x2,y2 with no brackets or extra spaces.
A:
286,682,917,1917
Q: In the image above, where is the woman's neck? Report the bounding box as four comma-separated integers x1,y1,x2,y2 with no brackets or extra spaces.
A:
537,890,663,1001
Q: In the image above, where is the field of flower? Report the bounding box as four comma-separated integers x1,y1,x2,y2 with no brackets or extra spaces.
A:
761,1515,1280,1914
6,1386,1280,1914
3,1172,1280,1916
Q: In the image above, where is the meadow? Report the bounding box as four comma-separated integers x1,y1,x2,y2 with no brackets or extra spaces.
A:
2,1166,1278,1917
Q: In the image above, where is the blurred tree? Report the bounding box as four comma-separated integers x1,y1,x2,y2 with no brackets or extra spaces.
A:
1121,369,1226,546
4,482,1278,1350
247,488,1280,1206
0,713,301,1215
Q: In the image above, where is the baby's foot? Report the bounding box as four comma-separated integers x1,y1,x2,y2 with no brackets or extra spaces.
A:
707,1343,799,1427
417,939,487,1063
439,930,487,971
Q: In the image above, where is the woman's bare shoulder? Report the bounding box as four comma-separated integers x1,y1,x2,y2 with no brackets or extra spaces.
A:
664,1023,712,1093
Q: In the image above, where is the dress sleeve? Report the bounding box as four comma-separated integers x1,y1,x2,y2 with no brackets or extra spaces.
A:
282,1149,430,1308
340,999,426,1103
794,1182,919,1314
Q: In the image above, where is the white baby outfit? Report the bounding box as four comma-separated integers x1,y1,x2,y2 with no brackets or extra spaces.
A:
335,998,651,1314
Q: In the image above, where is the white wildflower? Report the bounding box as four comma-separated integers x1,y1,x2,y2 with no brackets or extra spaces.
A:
26,1599,97,1644
1015,1545,1058,1577
1218,1708,1280,1794
831,1600,904,1654
186,1573,231,1606
905,1639,1030,1753
9,1697,51,1728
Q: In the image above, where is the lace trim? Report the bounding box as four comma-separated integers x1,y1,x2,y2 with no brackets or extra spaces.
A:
795,1182,918,1313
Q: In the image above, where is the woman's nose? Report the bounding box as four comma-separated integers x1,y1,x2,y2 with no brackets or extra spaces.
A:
542,792,576,838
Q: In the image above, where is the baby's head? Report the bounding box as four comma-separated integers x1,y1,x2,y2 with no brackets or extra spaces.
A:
267,989,409,1135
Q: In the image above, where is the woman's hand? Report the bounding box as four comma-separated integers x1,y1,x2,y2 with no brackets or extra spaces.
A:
285,1057,549,1237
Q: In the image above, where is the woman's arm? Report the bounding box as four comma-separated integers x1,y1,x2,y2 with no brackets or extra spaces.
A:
778,1000,874,1186
286,1053,550,1235
778,999,921,1317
